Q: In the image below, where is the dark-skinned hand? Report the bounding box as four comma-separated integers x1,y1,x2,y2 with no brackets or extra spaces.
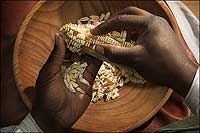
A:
31,33,101,132
91,6,198,97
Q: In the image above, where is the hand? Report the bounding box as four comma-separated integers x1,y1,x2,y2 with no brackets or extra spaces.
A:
91,7,198,97
31,33,101,132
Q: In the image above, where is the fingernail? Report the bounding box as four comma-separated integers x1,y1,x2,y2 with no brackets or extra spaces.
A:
95,45,104,55
55,32,59,37
55,33,59,46
90,29,95,34
90,27,99,35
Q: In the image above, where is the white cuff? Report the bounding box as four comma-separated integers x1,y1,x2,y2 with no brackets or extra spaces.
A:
0,113,42,132
15,113,42,132
184,68,199,115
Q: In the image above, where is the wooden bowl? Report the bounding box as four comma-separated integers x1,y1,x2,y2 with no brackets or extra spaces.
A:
13,1,181,132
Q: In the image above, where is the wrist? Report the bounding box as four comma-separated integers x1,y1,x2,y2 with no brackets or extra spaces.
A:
31,108,57,132
173,59,198,97
31,107,69,132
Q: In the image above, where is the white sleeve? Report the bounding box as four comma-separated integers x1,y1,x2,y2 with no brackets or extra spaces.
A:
166,0,199,116
166,1,199,64
184,68,199,115
0,113,42,132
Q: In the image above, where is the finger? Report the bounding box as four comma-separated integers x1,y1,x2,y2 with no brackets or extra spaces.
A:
106,7,151,25
91,20,101,27
95,44,144,66
115,6,152,16
91,15,149,35
84,58,102,82
44,33,66,73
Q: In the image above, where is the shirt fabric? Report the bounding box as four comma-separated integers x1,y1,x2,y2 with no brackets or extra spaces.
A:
185,68,199,115
165,0,199,115
0,113,42,132
166,1,199,63
1,1,199,132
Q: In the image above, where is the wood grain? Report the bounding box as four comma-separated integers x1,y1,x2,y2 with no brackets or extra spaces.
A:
13,1,187,132
182,1,199,19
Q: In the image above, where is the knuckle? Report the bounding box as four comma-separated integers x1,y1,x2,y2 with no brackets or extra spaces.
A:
156,16,168,24
111,15,124,26
105,46,118,60
151,15,168,25
115,15,123,22
126,6,137,11
147,15,169,29
108,46,116,55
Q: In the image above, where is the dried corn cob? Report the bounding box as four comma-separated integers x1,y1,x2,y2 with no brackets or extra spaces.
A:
59,23,135,53
59,23,145,84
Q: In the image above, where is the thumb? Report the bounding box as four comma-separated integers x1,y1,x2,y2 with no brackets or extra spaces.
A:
95,44,143,66
43,33,66,74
